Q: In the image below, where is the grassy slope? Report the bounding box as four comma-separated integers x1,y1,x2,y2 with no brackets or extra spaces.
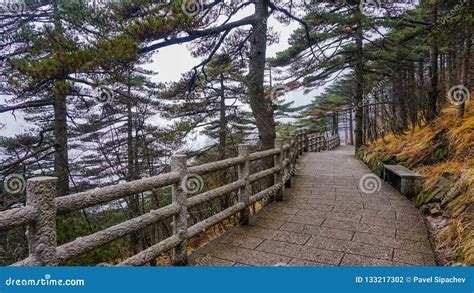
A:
363,103,473,265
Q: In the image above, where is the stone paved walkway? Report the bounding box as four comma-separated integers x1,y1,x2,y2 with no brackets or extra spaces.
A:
190,146,436,266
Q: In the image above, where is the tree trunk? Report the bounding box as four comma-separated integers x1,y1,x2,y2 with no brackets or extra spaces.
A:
52,1,69,197
53,89,69,196
427,2,439,121
218,73,231,208
126,86,141,255
408,62,418,129
380,98,386,140
127,100,135,181
397,70,408,130
458,18,472,119
417,59,425,125
349,109,354,145
447,52,453,88
248,0,275,151
219,73,227,161
439,54,447,108
354,13,364,149
373,103,378,140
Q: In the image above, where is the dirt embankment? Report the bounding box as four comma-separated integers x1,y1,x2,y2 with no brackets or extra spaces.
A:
357,104,473,266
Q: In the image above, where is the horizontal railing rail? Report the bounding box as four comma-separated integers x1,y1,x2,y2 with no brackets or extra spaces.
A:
307,133,340,152
2,129,340,267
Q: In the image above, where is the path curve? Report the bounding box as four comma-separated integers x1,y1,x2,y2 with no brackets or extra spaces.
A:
190,146,436,266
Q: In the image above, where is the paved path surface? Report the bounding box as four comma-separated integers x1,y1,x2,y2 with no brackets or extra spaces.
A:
190,146,436,266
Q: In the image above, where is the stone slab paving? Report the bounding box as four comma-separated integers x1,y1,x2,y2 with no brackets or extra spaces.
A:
190,146,436,267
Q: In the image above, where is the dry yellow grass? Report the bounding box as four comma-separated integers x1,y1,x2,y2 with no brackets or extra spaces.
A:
367,103,473,265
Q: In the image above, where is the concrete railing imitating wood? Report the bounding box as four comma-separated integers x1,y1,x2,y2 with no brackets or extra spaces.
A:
2,129,340,267
307,134,340,152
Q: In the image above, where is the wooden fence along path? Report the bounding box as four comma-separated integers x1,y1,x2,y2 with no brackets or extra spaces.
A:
1,129,341,266
1,130,436,267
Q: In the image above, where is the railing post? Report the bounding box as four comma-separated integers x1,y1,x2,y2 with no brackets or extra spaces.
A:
303,130,309,153
294,130,299,157
307,134,311,152
289,132,296,171
283,137,292,188
308,134,312,152
171,155,188,266
289,131,297,160
296,129,300,156
274,139,285,202
238,144,251,225
27,177,58,266
299,130,304,156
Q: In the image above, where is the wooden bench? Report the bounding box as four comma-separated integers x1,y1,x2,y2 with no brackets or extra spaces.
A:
383,165,424,197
